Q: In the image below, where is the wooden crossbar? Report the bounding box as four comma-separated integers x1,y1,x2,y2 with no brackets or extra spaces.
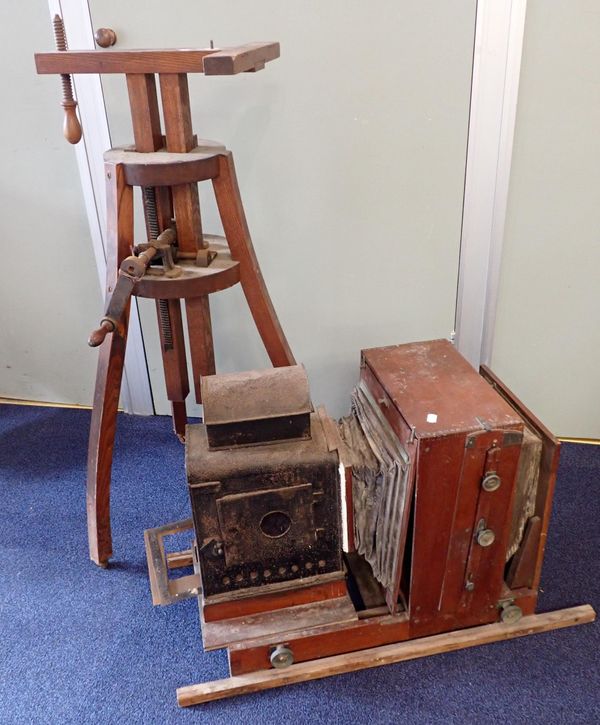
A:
34,43,279,76
177,604,595,707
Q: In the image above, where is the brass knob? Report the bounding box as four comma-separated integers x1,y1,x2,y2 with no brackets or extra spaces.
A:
476,528,496,547
94,28,117,48
270,644,294,669
482,472,501,492
500,603,523,624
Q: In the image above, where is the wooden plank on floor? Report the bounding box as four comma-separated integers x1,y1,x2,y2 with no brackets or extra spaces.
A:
177,604,595,707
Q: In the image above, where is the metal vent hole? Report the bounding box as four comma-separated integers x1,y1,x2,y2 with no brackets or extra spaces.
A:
260,511,292,539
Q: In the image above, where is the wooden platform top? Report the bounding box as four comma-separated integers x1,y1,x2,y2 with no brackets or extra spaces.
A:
104,141,226,164
362,339,523,439
35,42,280,76
201,593,357,651
187,414,335,483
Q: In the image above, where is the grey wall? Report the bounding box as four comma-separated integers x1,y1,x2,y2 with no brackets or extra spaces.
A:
491,0,600,438
90,0,476,418
2,1,481,423
0,2,101,406
4,2,597,438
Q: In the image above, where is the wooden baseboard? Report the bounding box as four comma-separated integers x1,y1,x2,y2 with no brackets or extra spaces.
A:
2,397,598,442
177,604,595,707
0,396,92,410
558,437,600,446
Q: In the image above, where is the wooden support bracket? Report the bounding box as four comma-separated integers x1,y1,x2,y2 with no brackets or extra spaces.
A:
176,604,595,707
144,518,200,606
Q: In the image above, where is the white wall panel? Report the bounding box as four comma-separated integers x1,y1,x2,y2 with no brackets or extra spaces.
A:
0,2,101,406
491,0,600,437
89,0,476,417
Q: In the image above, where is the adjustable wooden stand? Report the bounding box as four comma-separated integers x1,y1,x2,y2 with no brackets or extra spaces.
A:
36,39,295,566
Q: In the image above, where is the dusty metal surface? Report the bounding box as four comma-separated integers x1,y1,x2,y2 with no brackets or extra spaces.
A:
206,415,311,450
187,413,342,598
217,484,315,567
187,414,333,483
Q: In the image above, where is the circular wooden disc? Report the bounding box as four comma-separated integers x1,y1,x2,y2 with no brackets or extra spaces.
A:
104,141,227,186
134,240,239,299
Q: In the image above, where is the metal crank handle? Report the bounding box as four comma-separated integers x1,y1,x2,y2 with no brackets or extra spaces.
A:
88,270,138,347
121,245,159,277
88,229,175,346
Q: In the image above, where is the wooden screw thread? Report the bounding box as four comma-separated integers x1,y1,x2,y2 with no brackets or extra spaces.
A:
52,14,82,144
158,300,174,350
52,14,68,51
142,187,175,349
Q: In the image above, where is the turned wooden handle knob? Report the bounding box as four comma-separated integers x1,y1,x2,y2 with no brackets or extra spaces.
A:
94,28,117,48
88,319,115,347
53,15,83,145
62,100,82,144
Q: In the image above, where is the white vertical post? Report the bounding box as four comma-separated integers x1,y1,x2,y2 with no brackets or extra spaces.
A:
454,0,527,369
45,0,153,414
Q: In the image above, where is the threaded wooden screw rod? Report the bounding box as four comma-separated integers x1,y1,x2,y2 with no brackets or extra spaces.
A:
52,14,82,144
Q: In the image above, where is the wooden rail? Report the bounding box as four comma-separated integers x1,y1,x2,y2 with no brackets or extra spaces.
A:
177,604,595,706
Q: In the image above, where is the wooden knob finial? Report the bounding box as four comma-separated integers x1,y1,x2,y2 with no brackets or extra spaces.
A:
94,28,117,48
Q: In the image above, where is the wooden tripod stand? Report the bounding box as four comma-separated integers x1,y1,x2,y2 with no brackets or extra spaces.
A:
36,40,295,566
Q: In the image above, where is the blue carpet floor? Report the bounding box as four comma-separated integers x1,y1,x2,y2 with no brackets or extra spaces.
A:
0,403,598,724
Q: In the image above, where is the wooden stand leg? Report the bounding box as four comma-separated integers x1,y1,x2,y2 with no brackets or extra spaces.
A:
86,324,128,566
156,298,189,440
129,74,189,439
87,162,133,566
213,152,296,367
185,296,215,404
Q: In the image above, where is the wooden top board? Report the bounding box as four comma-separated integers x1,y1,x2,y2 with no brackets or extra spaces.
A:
34,42,280,75
362,339,522,439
